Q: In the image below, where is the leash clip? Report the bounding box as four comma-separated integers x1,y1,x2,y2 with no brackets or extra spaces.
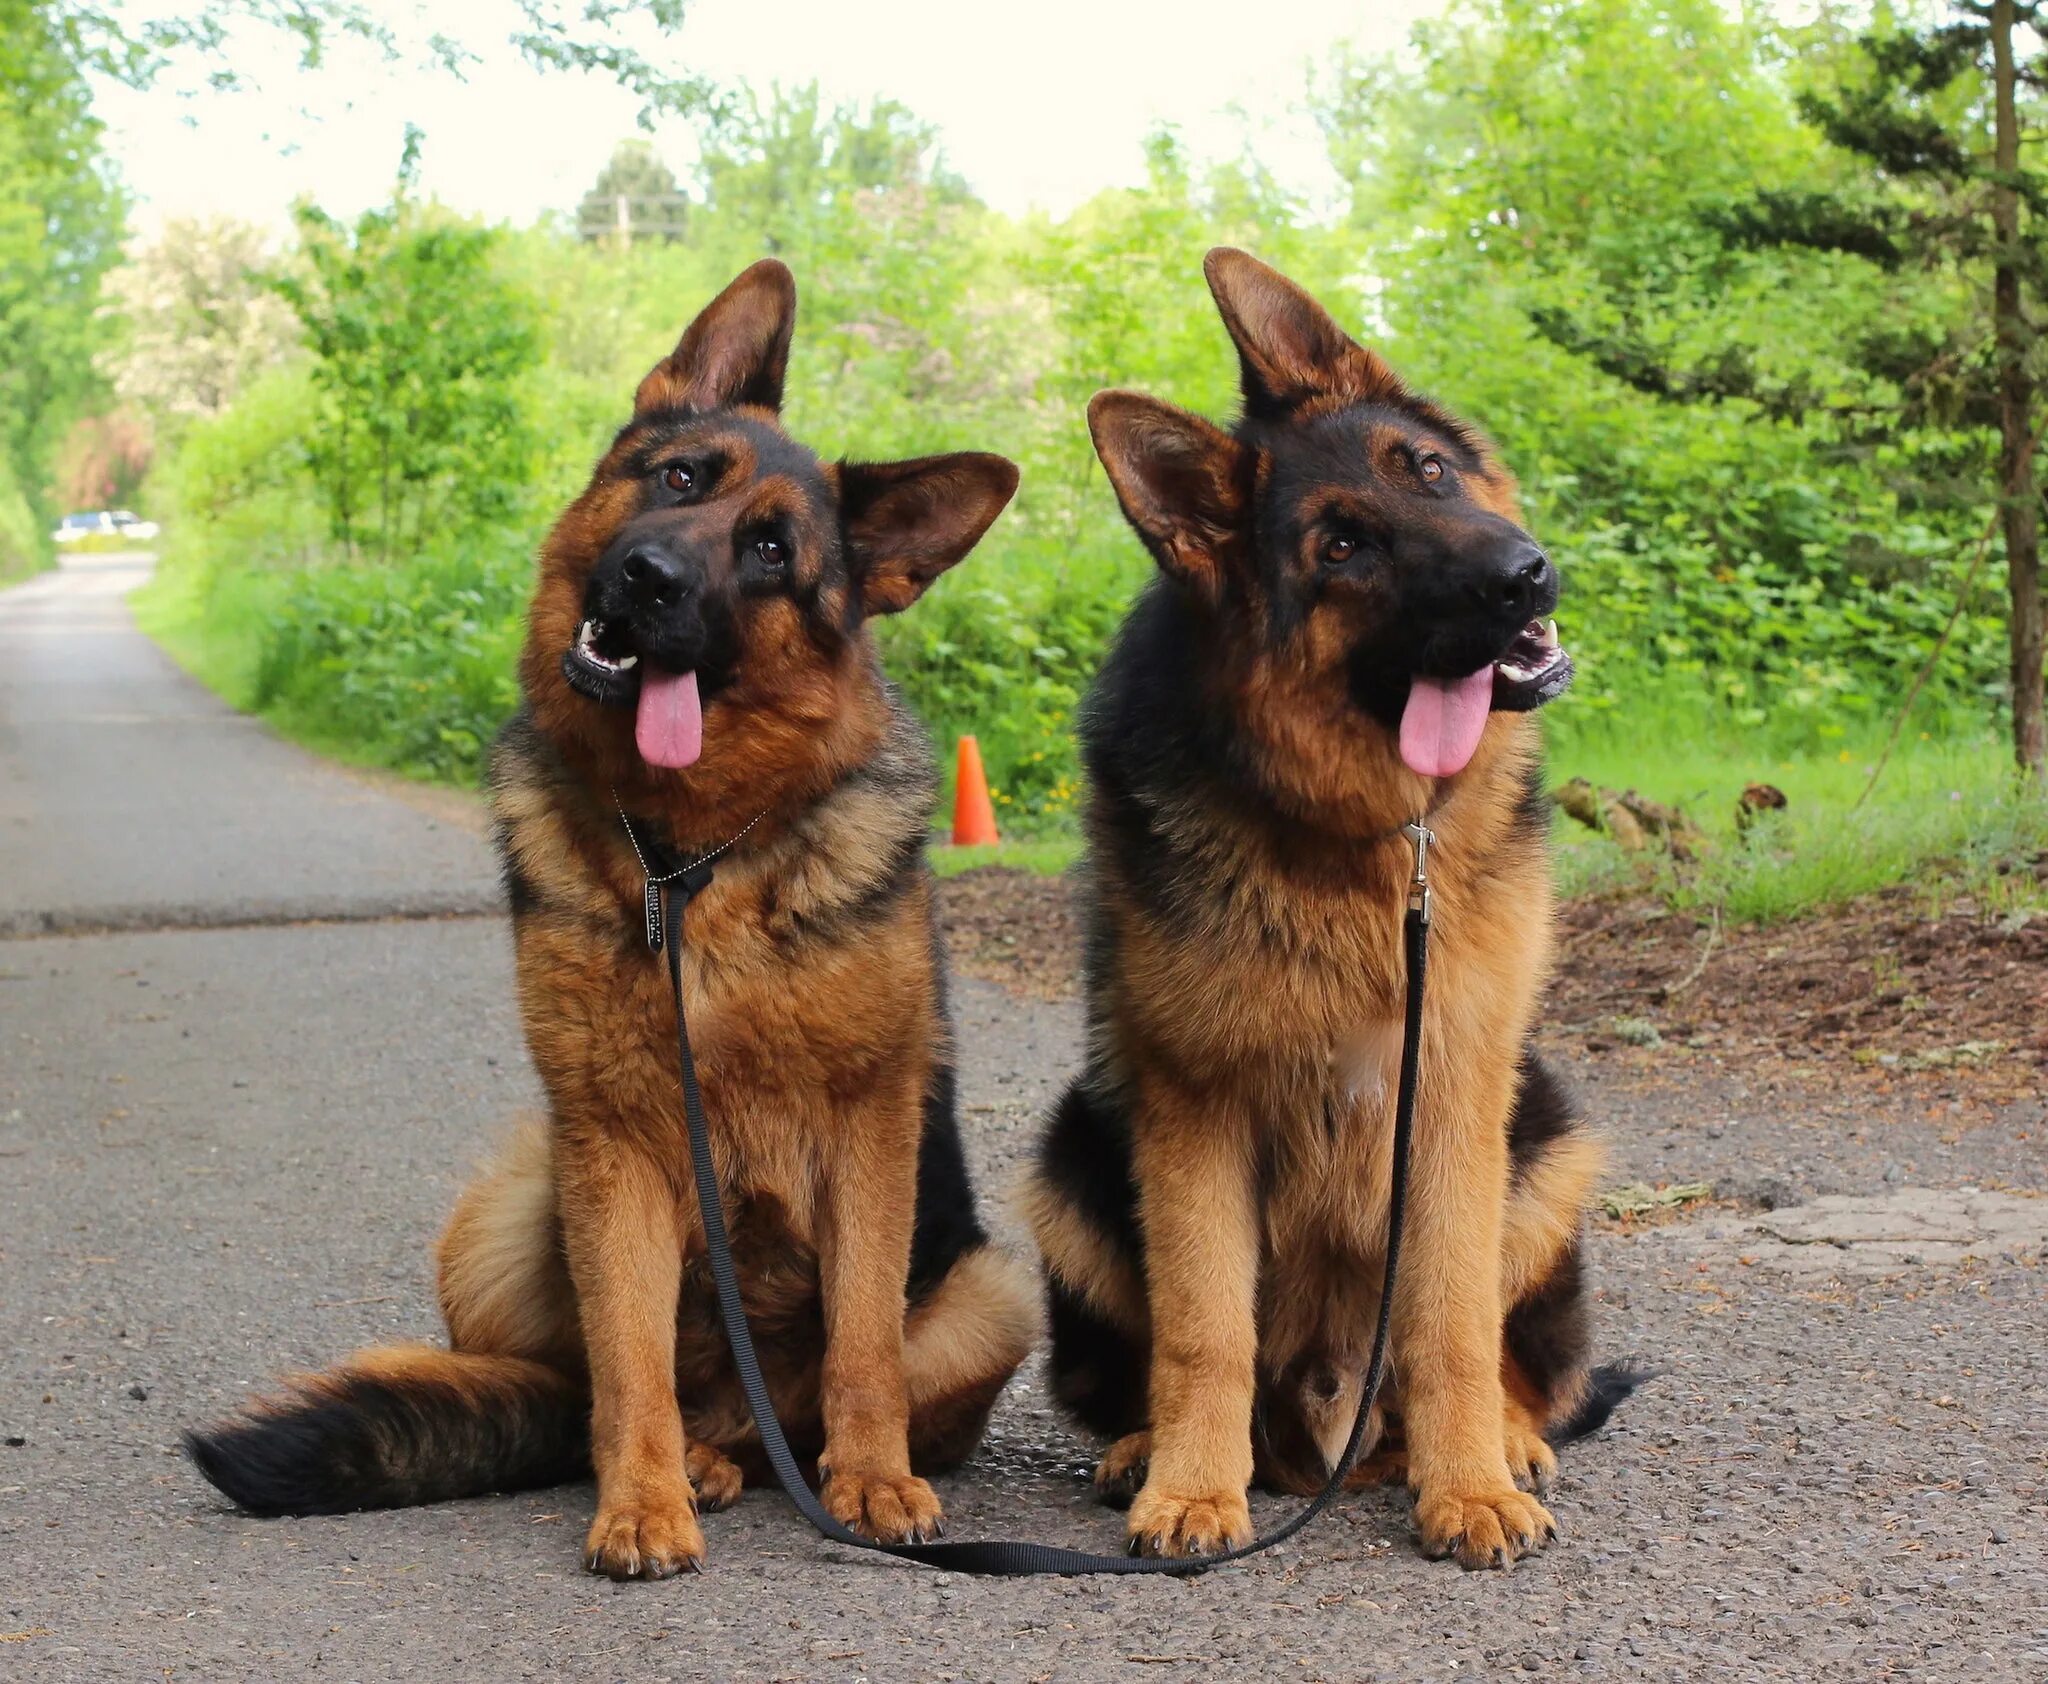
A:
1401,819,1434,925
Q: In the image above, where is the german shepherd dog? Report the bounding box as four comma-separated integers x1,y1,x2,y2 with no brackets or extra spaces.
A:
1025,250,1636,1569
187,260,1037,1577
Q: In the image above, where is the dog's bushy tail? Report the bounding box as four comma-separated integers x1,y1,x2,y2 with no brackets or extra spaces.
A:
185,1344,587,1516
1548,1360,1652,1446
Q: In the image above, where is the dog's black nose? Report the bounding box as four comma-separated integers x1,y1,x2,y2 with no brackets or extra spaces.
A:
1475,545,1550,618
621,547,692,608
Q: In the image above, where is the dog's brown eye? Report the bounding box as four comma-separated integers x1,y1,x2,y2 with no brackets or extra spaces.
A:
661,464,695,495
754,538,784,567
1417,455,1444,484
1323,536,1356,566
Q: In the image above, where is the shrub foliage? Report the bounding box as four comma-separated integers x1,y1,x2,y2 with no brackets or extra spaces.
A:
140,9,2034,824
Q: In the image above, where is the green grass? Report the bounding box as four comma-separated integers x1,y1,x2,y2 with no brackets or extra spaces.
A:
130,553,267,710
0,462,48,585
930,720,2048,917
57,531,150,554
1546,709,2048,923
134,536,528,786
132,546,2045,918
928,838,1082,878
131,552,522,788
929,706,2048,917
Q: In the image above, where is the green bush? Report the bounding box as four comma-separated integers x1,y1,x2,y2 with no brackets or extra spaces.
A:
878,524,1146,830
250,544,529,781
134,59,2029,877
148,364,330,574
141,535,527,784
278,187,545,562
0,456,45,582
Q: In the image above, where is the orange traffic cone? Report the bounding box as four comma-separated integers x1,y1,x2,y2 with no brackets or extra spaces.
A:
951,735,1000,847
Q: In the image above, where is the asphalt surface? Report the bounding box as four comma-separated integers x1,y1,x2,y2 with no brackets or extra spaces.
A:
2,554,2045,1682
0,553,496,936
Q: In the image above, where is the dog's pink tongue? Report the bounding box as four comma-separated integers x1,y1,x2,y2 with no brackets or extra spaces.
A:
635,668,702,770
1400,669,1495,778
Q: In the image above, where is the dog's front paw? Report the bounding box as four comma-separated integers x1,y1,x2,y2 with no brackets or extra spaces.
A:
585,1483,706,1579
1413,1484,1555,1570
1125,1481,1251,1558
820,1467,944,1544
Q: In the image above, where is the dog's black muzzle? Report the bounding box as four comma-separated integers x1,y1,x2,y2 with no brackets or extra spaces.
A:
1402,528,1558,678
1348,522,1572,724
562,534,738,707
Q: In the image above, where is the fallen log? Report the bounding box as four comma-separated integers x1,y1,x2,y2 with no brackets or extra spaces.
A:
1552,778,1710,861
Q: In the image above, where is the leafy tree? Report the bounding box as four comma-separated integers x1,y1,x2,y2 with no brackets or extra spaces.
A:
665,85,995,456
98,215,300,424
575,139,689,244
6,0,713,565
53,406,152,507
1312,0,2008,747
0,458,44,581
696,84,971,247
274,135,543,561
42,0,708,121
1519,1,2048,775
128,48,2048,827
0,0,125,526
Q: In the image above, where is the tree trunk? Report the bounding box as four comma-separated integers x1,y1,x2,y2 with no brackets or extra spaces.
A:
333,399,355,560
1992,0,2046,775
378,426,394,567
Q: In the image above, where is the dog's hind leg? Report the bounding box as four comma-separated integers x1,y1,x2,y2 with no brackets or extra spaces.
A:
1499,1055,1602,1318
438,1116,583,1370
684,1440,744,1511
1025,1082,1159,1509
902,1244,1038,1471
1039,1263,1154,1503
1496,1052,1600,1491
1091,1430,1152,1507
1499,1050,1643,1471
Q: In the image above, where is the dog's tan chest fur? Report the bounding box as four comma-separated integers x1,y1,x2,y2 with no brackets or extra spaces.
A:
500,792,937,1249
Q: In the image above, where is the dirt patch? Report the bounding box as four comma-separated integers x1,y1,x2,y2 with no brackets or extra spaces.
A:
938,865,1082,1001
936,868,2047,1096
1554,887,2047,1096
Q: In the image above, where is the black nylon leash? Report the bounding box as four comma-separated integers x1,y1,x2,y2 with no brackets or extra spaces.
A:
657,821,1433,1576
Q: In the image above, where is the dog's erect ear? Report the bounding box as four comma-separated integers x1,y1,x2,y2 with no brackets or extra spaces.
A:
1088,390,1247,599
636,259,797,415
840,453,1020,616
1203,247,1403,420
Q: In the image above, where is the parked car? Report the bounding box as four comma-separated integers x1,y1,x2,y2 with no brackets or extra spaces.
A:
52,512,113,542
51,510,159,543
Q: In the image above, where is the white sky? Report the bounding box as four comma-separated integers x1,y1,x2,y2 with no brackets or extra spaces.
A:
91,0,1446,234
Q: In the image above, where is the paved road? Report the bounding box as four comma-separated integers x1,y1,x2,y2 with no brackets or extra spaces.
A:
2,555,2045,1682
0,553,496,936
